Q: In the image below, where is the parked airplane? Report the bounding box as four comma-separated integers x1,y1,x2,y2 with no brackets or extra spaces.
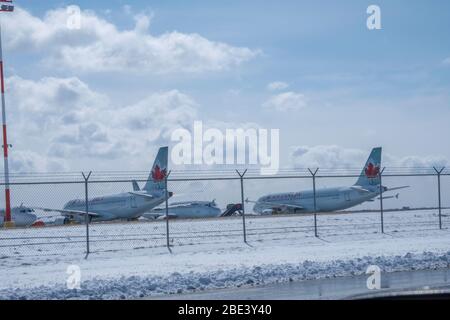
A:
37,147,172,223
0,205,39,227
143,200,221,219
248,147,409,215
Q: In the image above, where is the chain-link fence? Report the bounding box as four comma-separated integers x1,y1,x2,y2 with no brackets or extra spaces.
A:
0,167,449,259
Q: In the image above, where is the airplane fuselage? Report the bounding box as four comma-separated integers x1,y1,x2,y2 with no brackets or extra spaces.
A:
64,192,166,222
253,185,383,214
145,201,222,219
0,207,37,227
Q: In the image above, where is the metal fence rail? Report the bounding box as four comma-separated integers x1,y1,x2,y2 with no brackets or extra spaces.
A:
0,167,448,259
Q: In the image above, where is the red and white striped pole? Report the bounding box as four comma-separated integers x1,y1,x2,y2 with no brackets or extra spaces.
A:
0,0,14,227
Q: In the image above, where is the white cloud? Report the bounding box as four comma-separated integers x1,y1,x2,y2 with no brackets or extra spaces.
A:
1,150,68,173
6,75,270,172
262,91,307,112
391,155,448,169
290,145,448,170
110,90,199,150
267,81,289,91
6,76,199,170
3,7,259,74
291,145,365,169
443,57,450,66
169,119,264,172
48,122,124,159
48,90,199,159
7,75,109,132
4,76,117,172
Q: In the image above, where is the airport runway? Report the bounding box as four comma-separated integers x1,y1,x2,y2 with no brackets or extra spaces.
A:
152,267,450,300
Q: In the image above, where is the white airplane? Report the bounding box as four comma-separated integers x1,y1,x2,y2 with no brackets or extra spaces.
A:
143,200,221,219
249,147,409,215
38,147,172,223
0,205,39,227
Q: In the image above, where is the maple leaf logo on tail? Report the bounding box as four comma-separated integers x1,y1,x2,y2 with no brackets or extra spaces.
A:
365,162,380,178
151,165,167,181
143,146,169,193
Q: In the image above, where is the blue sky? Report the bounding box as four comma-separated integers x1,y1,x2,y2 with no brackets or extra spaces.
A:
1,0,450,173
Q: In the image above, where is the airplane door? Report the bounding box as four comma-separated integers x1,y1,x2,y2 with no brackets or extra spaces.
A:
130,196,137,208
344,192,351,201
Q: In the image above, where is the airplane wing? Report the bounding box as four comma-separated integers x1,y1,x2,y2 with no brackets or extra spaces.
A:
351,185,409,193
385,185,409,192
378,193,399,200
143,212,179,219
245,199,304,210
130,191,174,199
142,212,160,219
32,207,100,217
350,186,371,193
363,185,409,201
161,213,178,219
128,192,155,199
367,193,400,201
151,213,178,219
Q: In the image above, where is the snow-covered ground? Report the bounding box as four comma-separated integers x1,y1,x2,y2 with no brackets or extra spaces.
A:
0,209,449,299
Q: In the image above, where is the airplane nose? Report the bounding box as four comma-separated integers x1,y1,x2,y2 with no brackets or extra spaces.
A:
28,214,37,224
24,214,37,226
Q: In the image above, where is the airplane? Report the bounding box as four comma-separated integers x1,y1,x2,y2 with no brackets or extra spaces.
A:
0,205,39,227
143,200,222,219
37,146,173,223
248,147,409,215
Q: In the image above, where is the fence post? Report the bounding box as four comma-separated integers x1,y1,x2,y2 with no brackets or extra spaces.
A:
378,167,386,234
82,171,92,259
165,170,172,252
308,168,319,237
236,169,248,243
433,167,445,230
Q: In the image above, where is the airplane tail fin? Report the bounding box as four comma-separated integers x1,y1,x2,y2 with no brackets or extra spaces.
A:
132,180,140,191
143,147,169,194
354,147,382,186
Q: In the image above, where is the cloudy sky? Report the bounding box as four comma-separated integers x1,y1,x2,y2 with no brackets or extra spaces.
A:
1,0,450,174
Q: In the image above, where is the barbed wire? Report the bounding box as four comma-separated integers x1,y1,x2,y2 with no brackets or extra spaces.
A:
0,166,446,185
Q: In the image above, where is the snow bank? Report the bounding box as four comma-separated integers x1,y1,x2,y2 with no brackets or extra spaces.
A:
0,210,449,299
1,251,449,299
